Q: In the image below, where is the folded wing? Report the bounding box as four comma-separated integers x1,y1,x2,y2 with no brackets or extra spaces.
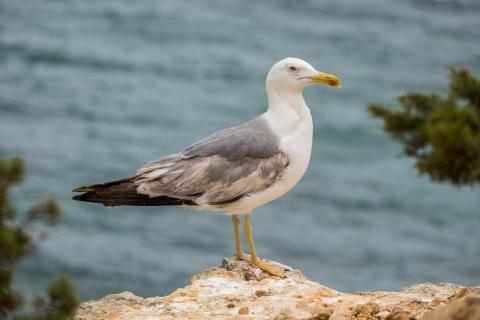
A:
135,117,289,206
73,117,289,207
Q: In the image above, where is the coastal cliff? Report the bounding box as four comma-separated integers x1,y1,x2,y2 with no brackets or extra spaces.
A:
74,257,480,320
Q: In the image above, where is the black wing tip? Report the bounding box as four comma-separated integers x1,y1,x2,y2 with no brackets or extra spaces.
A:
72,192,90,201
72,176,139,193
71,176,197,207
72,190,196,207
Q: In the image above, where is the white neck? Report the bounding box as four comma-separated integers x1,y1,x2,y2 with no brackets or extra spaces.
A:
264,85,312,135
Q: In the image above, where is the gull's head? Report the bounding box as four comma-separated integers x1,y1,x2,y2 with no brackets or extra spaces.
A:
266,57,342,92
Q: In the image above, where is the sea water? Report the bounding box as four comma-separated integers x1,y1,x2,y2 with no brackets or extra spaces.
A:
1,0,479,300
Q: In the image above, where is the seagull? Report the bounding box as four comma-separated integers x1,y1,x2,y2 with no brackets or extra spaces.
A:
73,57,341,277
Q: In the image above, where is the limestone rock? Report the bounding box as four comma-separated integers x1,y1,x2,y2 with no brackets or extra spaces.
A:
421,295,480,320
74,257,480,320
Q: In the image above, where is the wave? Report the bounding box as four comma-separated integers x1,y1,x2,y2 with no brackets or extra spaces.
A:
0,42,135,72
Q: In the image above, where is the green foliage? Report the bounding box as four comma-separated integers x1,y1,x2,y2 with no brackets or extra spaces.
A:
368,68,480,185
0,157,79,319
46,275,78,320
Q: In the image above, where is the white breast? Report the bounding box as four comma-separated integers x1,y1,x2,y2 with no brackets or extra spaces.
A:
220,100,314,215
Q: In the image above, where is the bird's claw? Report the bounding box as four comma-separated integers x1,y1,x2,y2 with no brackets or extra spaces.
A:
235,252,251,261
235,252,286,278
252,258,286,278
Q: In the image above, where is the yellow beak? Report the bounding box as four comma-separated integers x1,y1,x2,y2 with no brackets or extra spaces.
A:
309,72,342,88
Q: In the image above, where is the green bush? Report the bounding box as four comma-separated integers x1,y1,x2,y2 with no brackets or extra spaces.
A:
0,157,78,319
368,68,480,185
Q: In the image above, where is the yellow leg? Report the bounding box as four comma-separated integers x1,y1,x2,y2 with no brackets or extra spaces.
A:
243,214,285,278
231,215,249,260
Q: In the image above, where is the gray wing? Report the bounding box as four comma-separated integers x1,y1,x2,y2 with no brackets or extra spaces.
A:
182,116,279,160
134,117,289,205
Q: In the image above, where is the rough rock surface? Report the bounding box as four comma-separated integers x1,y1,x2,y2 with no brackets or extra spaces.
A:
422,295,480,320
74,257,480,320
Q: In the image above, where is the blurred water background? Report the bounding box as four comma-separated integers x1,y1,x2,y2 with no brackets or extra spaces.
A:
1,0,479,301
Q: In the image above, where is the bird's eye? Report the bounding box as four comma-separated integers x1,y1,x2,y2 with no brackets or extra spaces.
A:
288,66,297,72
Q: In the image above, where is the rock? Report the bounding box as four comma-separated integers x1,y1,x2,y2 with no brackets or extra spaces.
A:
421,295,480,320
238,306,249,314
352,302,380,320
74,257,480,320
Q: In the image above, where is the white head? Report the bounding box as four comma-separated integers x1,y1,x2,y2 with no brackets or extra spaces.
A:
266,57,341,93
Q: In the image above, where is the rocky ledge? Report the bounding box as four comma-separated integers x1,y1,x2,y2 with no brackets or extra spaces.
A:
74,257,480,320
